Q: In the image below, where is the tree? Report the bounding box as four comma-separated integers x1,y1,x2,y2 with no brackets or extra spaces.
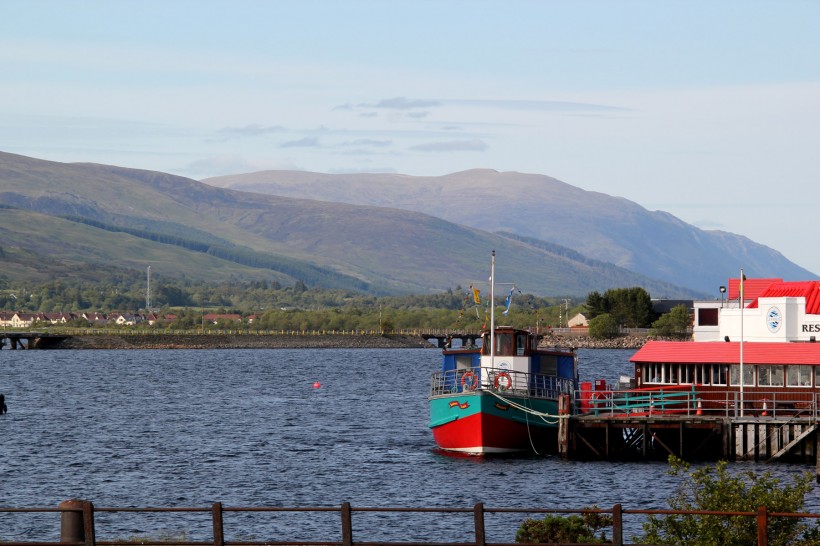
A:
639,456,819,546
585,291,605,319
588,313,619,339
652,305,691,339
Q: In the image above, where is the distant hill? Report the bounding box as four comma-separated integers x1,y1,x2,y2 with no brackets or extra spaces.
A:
204,169,817,294
0,151,694,297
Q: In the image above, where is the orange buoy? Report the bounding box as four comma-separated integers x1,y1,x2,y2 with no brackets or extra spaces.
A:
313,382,321,389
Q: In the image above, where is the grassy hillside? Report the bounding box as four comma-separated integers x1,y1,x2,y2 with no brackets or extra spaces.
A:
0,151,701,297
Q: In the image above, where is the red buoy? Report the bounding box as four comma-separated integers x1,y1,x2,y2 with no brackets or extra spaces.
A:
313,382,321,389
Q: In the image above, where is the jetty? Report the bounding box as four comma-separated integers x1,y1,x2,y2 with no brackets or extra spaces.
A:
559,389,820,472
0,331,68,350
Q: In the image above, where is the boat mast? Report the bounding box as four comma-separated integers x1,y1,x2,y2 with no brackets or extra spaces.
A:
490,250,495,371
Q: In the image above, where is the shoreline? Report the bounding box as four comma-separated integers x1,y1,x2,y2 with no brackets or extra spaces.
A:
45,333,649,350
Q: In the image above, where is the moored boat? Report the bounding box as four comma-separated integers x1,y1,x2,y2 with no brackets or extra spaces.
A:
428,252,578,454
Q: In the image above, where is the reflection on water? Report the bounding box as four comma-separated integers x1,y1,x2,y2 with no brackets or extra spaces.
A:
0,348,817,542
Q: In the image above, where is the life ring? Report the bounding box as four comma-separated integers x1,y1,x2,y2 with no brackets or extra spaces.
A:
461,371,478,390
494,372,512,390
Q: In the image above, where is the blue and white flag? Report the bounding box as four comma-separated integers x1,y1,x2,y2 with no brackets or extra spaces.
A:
502,287,515,316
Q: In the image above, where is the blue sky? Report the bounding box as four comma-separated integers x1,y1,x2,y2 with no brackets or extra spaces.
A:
2,1,820,276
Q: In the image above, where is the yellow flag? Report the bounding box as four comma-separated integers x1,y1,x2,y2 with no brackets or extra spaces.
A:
472,286,481,305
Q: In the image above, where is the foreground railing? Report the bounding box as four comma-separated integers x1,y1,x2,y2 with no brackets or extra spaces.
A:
2,500,820,546
578,387,820,419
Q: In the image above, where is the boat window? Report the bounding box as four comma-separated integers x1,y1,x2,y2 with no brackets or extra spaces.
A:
495,334,513,356
516,334,527,356
758,365,784,387
729,365,754,386
455,355,473,371
786,365,812,387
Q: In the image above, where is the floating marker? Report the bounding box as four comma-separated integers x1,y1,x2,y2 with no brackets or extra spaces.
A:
313,382,321,389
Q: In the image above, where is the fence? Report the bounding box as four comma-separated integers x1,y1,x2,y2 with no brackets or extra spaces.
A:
2,500,820,546
578,387,820,420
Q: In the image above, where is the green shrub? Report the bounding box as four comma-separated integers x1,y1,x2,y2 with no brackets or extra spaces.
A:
516,506,611,543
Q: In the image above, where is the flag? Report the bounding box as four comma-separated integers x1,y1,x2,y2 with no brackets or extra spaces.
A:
739,270,746,300
502,287,515,316
471,286,481,305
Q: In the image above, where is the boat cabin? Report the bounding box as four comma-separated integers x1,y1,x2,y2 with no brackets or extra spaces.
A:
437,327,577,397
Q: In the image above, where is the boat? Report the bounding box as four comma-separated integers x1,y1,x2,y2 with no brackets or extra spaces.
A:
428,252,579,454
624,276,820,417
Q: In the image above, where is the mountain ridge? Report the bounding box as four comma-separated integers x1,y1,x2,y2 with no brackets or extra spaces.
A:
203,168,816,293
0,150,697,298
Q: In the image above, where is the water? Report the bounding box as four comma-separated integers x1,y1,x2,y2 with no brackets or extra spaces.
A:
1,348,817,542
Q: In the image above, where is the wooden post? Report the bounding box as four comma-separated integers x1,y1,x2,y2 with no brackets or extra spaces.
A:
59,499,94,546
611,503,623,546
211,502,224,546
757,506,768,546
815,429,820,483
340,502,353,546
473,502,486,546
558,394,569,458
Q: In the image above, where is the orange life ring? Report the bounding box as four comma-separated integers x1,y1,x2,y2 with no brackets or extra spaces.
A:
494,371,512,390
461,371,477,390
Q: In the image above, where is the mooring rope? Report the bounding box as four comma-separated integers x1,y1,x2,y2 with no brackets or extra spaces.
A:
486,389,568,426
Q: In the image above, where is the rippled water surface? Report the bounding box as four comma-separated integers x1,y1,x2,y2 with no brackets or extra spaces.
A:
1,348,817,542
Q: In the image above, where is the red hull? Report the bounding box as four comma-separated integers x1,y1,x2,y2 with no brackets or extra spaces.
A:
432,411,553,454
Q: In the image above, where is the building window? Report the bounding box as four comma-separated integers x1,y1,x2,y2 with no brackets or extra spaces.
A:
729,365,754,386
786,365,812,387
680,365,695,384
697,307,719,326
711,364,727,386
758,365,784,387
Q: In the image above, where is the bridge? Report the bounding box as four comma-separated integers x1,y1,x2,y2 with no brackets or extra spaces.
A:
0,332,69,350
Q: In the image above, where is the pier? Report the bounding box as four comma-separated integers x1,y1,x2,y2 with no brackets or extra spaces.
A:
561,388,820,471
0,331,68,350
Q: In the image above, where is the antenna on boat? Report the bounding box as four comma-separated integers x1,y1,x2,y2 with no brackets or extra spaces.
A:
490,250,495,372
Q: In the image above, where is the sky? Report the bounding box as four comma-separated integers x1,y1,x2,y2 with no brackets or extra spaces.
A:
2,1,820,275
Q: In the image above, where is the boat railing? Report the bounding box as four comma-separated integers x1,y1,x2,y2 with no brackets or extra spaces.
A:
430,369,573,399
578,387,820,419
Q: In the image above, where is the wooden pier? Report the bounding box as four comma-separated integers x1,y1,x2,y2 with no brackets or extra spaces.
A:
0,332,68,350
561,387,820,475
565,414,818,463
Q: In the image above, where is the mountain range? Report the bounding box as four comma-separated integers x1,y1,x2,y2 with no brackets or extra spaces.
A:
0,151,812,299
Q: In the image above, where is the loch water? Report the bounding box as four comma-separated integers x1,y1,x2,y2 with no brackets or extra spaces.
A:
1,348,817,543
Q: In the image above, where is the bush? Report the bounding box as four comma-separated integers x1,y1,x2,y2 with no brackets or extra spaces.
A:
516,506,611,543
638,456,819,545
588,313,619,339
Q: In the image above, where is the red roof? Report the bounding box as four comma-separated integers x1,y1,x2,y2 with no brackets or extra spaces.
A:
747,281,820,315
727,278,781,300
630,340,820,365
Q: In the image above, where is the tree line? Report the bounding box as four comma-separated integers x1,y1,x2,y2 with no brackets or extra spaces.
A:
0,276,691,336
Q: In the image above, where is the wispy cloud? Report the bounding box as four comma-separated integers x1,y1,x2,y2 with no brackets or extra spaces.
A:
358,97,442,110
409,140,488,152
218,124,287,137
337,139,392,148
279,136,321,148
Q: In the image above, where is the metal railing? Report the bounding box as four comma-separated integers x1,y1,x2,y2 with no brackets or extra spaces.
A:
430,369,575,399
2,500,819,546
577,388,820,419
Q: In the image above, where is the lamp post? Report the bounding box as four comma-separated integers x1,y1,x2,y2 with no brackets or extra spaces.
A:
720,285,726,307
